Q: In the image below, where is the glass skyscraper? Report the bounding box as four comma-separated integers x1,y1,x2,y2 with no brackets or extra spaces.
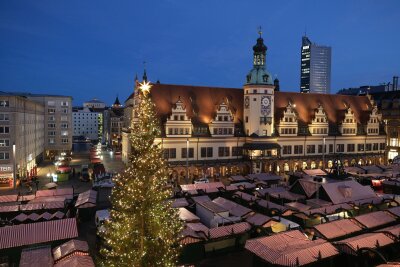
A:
300,36,331,94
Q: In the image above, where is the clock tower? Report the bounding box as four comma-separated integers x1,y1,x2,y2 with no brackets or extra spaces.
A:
243,30,276,137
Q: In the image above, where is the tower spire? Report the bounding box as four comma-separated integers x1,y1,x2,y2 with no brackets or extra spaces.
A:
142,61,147,82
258,26,262,38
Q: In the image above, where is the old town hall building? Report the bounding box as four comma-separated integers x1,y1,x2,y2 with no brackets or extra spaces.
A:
122,33,386,182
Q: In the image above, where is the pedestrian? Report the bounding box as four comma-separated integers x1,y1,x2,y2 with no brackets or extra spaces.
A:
72,168,76,177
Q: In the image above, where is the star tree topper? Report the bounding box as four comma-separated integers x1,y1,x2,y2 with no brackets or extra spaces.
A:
139,80,152,95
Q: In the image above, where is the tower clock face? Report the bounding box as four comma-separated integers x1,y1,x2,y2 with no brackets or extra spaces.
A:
261,96,272,116
262,97,270,107
245,96,250,108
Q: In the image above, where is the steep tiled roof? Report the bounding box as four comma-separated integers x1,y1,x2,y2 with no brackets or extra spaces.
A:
127,83,375,125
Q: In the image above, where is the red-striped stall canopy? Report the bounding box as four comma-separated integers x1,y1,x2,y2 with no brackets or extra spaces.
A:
0,218,78,250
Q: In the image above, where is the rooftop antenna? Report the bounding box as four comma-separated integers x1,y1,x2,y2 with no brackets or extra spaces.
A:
304,25,307,37
258,26,262,38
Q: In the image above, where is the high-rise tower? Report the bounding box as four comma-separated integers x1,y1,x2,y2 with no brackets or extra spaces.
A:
300,36,331,94
243,30,276,137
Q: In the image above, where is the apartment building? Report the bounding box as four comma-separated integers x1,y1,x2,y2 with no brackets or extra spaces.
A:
0,93,44,187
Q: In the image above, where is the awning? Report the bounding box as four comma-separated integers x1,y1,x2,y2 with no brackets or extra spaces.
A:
243,142,281,150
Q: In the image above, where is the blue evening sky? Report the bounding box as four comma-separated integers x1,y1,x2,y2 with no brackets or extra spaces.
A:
1,0,399,105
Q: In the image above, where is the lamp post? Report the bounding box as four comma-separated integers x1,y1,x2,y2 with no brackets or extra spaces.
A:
12,143,16,189
186,138,189,184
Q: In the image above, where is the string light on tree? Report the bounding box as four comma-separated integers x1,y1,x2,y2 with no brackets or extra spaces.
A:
99,78,183,267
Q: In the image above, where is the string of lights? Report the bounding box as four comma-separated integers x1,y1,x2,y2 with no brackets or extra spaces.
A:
99,81,183,267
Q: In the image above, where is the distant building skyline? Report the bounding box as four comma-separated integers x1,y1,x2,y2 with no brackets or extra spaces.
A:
300,36,331,94
1,1,399,105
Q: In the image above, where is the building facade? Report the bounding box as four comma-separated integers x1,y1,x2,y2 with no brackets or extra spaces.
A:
122,34,385,183
0,93,44,187
300,36,331,94
72,107,103,142
338,84,400,162
108,97,124,150
25,95,73,160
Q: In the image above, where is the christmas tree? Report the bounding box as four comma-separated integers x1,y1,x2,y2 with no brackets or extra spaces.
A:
100,81,183,267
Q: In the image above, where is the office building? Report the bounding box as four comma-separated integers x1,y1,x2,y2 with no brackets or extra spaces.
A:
24,94,73,160
300,36,331,94
72,107,103,142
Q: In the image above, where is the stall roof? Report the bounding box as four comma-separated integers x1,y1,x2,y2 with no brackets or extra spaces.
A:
376,224,400,239
302,203,352,216
171,198,189,208
0,204,19,213
256,199,291,215
198,201,227,214
270,190,306,202
245,230,339,267
229,175,248,182
313,219,364,240
191,195,211,204
246,213,275,227
19,246,53,267
178,208,200,223
255,186,286,198
0,194,18,204
335,232,395,256
344,166,367,174
0,218,78,249
387,206,400,217
53,239,89,262
208,222,251,239
305,198,333,208
233,191,256,202
247,173,281,182
212,197,252,217
361,165,384,174
20,201,65,211
180,182,224,193
54,255,95,267
75,190,97,208
285,202,311,212
319,180,377,205
353,211,397,229
230,182,256,190
303,169,327,177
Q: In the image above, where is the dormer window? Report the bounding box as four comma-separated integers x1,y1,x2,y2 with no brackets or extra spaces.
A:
166,97,192,137
340,106,357,136
210,99,234,137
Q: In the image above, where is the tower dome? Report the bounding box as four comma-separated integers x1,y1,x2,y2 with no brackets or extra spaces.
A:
245,30,273,85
